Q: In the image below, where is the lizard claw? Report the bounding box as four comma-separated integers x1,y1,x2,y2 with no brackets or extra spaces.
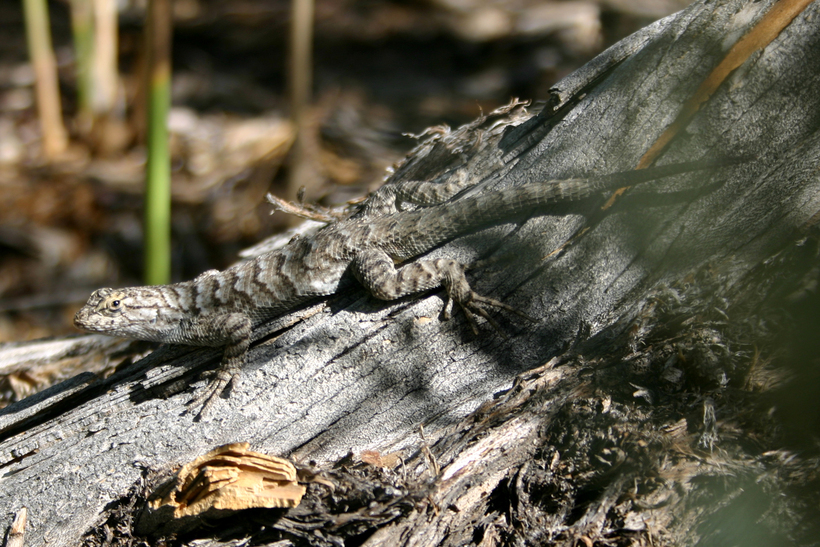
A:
457,292,535,338
442,276,535,337
469,293,536,322
187,369,237,420
442,295,456,321
459,299,502,337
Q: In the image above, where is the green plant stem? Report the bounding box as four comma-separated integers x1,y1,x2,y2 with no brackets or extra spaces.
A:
69,0,93,121
143,0,171,285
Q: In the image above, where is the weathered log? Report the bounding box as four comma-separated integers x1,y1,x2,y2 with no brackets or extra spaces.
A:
2,0,820,545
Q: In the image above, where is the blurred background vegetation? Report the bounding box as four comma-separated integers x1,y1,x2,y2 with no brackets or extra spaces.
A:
0,0,692,352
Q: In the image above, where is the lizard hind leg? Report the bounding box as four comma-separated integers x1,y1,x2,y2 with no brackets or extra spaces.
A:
352,248,532,335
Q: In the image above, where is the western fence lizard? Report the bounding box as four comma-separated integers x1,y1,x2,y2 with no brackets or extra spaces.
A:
74,160,728,417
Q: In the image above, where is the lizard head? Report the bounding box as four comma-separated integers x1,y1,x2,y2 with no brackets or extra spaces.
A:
74,287,187,342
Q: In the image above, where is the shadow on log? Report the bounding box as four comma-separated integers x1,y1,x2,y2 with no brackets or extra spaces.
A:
2,0,820,545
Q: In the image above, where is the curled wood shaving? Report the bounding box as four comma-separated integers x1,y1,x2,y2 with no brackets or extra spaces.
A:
149,442,305,518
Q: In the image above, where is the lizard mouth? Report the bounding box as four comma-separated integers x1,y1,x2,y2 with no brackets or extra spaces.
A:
73,308,96,331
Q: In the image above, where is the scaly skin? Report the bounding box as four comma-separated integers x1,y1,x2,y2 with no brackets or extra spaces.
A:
75,159,729,417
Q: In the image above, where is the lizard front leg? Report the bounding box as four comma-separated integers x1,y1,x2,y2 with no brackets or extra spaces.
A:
177,312,252,418
351,248,528,334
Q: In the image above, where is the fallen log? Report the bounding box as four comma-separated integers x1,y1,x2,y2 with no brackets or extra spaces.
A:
2,0,819,545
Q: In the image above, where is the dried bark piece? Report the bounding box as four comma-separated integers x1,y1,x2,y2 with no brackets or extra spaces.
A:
153,442,304,516
138,442,305,536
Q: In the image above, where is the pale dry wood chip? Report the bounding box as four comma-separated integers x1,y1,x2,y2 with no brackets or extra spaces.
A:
149,442,305,519
359,449,402,469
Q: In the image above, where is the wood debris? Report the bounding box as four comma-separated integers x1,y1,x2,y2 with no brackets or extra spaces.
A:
144,442,304,527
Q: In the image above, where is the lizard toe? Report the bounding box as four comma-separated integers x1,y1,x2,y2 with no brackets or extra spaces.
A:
188,370,234,420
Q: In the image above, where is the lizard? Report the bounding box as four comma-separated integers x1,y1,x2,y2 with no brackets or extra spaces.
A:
74,159,731,417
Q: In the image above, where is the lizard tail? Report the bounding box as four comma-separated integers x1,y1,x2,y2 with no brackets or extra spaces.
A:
387,157,737,259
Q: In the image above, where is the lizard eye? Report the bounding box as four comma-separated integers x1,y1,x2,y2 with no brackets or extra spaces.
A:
109,299,121,310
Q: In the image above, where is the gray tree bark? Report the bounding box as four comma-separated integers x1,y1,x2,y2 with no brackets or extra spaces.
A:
2,0,820,545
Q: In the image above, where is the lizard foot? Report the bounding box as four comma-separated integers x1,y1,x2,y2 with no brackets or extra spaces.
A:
442,272,535,337
187,368,238,420
352,250,534,336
